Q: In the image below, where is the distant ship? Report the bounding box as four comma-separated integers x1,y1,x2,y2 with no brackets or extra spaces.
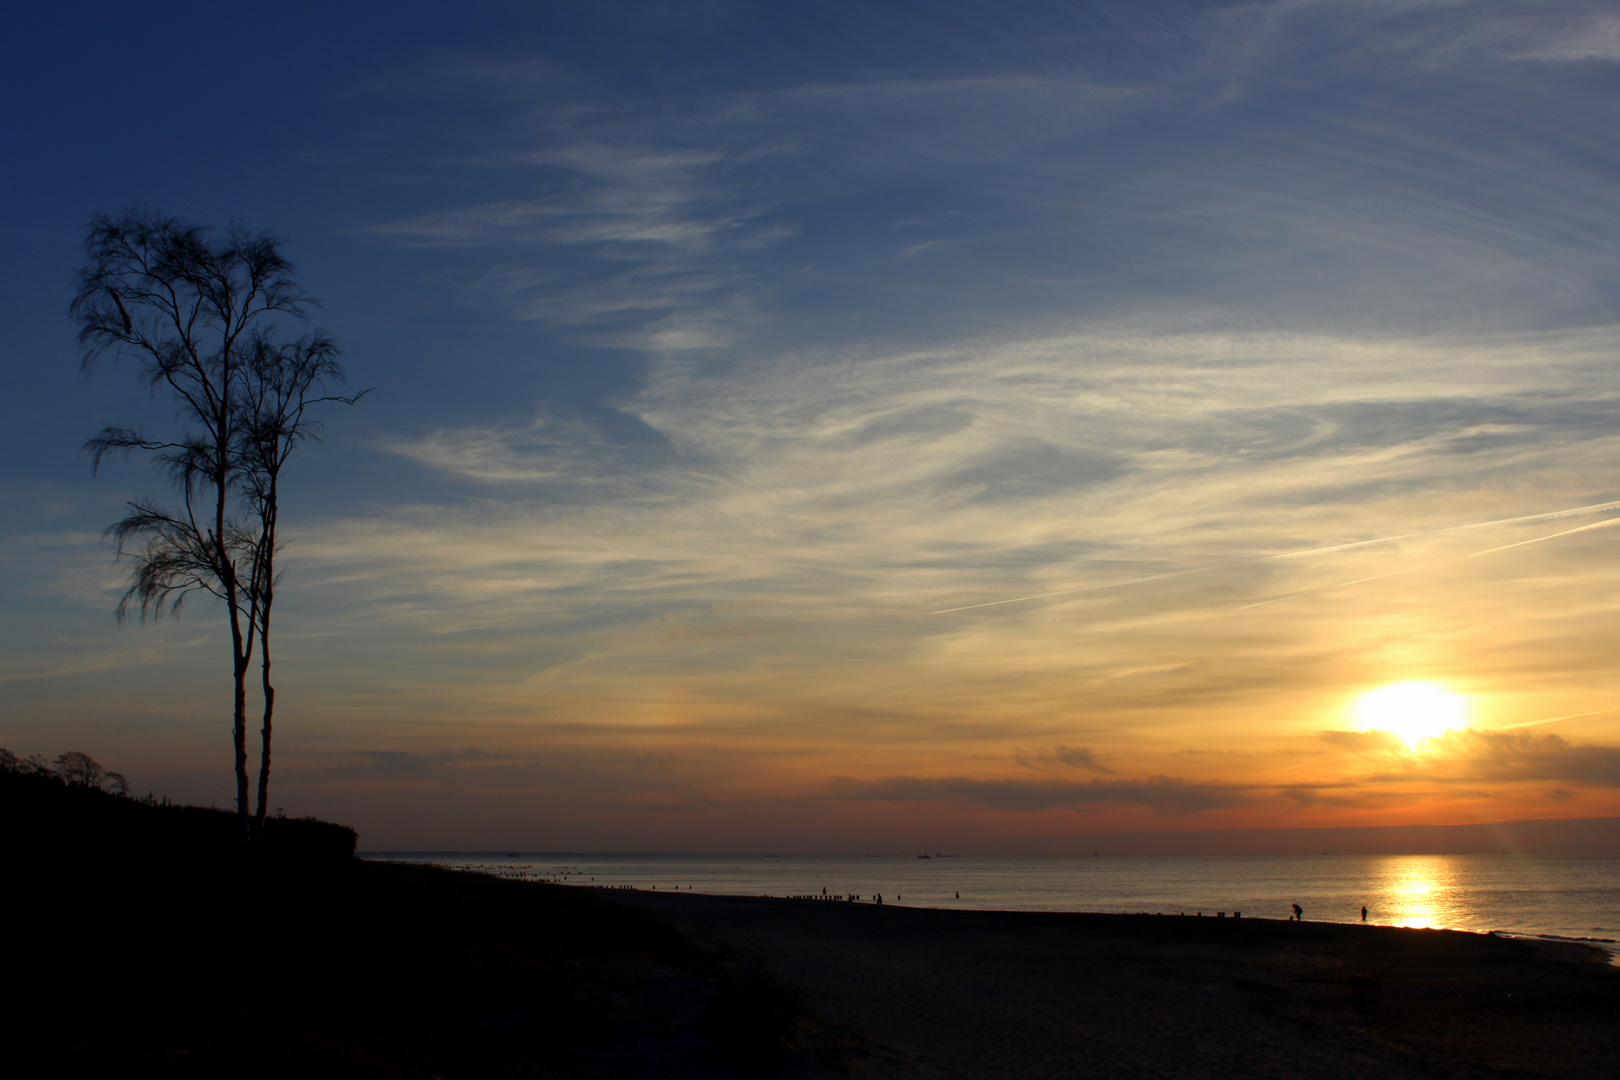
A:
917,852,931,859
935,852,959,858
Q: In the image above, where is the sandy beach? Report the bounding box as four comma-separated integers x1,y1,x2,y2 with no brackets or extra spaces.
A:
611,890,1620,1079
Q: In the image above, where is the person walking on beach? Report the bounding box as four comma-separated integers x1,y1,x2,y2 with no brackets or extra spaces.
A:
1292,903,1304,921
1361,905,1368,922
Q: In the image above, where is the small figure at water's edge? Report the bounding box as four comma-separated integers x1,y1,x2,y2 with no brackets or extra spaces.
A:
1361,905,1368,922
1292,903,1304,921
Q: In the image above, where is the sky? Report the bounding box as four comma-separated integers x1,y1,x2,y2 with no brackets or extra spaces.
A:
5,0,1620,852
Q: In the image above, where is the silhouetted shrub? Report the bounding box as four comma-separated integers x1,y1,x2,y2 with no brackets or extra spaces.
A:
52,750,127,794
702,958,805,1066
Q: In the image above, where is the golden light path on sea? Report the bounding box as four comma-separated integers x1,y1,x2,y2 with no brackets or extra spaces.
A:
1381,857,1449,929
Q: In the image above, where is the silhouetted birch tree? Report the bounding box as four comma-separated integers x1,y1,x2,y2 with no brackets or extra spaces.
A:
73,210,360,840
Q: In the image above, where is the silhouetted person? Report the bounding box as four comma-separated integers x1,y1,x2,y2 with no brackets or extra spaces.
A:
1361,905,1368,921
876,893,883,905
1292,903,1303,921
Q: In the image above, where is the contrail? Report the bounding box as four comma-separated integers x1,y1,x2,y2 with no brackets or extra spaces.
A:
1266,497,1620,561
1236,515,1620,611
929,567,1207,615
929,498,1620,615
1501,708,1617,731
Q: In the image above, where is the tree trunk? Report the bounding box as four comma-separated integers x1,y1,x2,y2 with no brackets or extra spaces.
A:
216,408,251,843
231,612,251,841
253,612,274,838
252,485,279,843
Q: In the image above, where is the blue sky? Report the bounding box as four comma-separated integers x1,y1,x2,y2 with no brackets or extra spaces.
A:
6,1,1620,850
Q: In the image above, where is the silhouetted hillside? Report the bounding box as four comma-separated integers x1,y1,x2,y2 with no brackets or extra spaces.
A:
1,765,355,864
3,763,830,1079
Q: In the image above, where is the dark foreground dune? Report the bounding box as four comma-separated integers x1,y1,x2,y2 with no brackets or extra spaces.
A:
6,771,824,1079
607,890,1620,1080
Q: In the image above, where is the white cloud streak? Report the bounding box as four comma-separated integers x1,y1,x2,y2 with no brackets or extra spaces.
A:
299,324,1620,696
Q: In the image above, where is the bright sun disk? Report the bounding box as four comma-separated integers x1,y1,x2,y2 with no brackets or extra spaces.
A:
1353,681,1468,747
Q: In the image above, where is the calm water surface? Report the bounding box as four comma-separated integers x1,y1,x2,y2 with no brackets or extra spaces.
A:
368,853,1620,960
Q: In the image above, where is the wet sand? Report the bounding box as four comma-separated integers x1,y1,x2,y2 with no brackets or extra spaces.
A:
609,891,1620,1079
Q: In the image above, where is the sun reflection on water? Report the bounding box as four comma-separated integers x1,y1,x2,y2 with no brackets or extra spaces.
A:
1372,855,1462,929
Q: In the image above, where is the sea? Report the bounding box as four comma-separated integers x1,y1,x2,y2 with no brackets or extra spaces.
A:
364,852,1620,962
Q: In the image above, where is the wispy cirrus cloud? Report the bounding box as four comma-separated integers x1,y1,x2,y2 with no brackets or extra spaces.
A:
1392,4,1620,65
367,66,1147,353
367,0,1620,371
1206,1,1620,73
357,326,1620,624
371,139,783,349
263,320,1620,830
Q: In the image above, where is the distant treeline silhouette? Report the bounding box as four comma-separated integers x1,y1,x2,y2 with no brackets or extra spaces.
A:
1,747,128,794
0,748,354,864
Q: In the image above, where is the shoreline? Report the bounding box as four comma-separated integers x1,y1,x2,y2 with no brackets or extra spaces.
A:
371,851,1620,963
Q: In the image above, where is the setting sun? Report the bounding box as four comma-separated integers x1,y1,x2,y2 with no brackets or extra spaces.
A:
1354,682,1469,746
